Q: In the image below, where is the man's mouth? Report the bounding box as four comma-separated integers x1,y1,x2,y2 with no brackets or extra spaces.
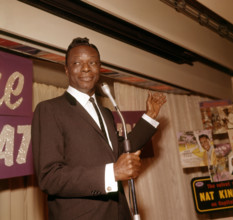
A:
80,76,93,82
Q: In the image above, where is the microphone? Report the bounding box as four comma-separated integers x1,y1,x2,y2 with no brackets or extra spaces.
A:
101,82,140,220
101,83,118,108
101,83,128,142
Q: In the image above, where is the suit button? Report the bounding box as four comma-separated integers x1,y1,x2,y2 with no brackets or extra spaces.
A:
107,186,112,192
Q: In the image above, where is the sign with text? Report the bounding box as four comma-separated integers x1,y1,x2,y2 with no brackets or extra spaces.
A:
0,116,33,179
112,111,154,158
0,51,33,179
191,176,233,213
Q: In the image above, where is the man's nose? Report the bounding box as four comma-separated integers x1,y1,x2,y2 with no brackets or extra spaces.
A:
81,62,90,72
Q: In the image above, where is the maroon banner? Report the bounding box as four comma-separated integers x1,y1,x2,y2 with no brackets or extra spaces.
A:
0,51,33,179
113,111,154,158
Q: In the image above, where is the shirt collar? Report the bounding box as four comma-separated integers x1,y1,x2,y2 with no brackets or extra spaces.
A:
66,85,96,107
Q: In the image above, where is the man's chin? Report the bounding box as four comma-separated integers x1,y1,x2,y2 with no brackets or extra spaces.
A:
79,85,95,95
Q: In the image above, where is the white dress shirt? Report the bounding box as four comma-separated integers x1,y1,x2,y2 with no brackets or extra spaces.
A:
67,86,159,193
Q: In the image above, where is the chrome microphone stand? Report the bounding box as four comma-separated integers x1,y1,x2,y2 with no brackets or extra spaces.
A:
101,83,141,220
115,106,141,220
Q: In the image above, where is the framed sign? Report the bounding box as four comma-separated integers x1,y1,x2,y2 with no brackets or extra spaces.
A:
191,176,233,213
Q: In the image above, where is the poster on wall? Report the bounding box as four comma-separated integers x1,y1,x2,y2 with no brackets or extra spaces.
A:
210,132,233,182
178,128,233,182
177,129,213,168
199,100,232,134
198,100,233,182
217,105,233,130
0,51,33,179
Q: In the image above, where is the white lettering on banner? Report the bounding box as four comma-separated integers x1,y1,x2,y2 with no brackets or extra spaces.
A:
16,125,31,164
0,124,14,166
0,72,24,110
0,124,31,167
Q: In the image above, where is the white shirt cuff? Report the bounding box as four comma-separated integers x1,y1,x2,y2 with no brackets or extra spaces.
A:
105,163,118,193
142,113,159,128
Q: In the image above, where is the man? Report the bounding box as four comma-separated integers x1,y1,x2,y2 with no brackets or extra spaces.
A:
199,134,216,167
32,37,166,220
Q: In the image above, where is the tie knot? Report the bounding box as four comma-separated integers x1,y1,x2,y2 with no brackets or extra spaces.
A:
89,97,95,103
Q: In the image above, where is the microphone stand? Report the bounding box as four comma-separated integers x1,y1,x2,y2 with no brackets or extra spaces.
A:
101,83,141,220
115,106,141,220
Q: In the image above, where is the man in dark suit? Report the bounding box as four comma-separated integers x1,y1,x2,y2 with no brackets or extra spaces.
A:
32,37,166,220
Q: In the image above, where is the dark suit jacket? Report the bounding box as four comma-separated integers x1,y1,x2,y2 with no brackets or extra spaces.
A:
32,92,156,220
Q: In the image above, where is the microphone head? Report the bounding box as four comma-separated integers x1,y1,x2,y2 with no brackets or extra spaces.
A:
101,83,111,96
101,82,117,107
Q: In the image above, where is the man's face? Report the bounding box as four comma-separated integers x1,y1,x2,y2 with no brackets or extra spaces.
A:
199,137,210,151
65,45,101,96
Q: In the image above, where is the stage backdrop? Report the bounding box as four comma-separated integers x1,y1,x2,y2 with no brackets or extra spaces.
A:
0,51,33,179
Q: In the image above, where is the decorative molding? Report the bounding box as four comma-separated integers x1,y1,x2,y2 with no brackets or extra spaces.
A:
18,0,233,76
161,0,233,42
0,32,193,96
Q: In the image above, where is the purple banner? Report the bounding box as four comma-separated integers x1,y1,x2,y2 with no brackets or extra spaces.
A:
0,116,33,179
0,51,33,179
113,111,154,158
0,51,32,116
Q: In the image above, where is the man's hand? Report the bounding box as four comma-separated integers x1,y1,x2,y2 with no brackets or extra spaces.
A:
114,150,141,181
146,92,166,119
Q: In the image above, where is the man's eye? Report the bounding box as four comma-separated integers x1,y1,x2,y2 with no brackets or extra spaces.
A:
74,61,81,65
89,61,98,66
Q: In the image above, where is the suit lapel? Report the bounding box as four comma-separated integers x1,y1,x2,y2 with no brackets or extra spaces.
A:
65,92,103,136
64,92,116,158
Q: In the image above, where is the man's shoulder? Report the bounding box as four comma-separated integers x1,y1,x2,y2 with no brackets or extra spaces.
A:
34,93,74,113
38,93,66,106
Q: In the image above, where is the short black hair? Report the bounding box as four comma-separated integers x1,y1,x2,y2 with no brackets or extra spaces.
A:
65,37,100,65
199,134,209,140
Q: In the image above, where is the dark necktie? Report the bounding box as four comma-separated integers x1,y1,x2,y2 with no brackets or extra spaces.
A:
89,97,107,138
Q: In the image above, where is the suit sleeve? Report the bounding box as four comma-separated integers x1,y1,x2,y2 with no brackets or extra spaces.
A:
116,115,157,155
128,117,157,152
32,101,106,198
